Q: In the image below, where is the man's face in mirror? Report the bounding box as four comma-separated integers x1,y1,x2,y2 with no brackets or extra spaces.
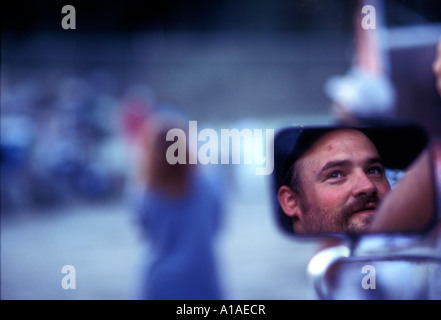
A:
278,129,391,234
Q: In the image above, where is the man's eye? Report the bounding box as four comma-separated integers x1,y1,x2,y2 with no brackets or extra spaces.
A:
368,166,383,175
328,171,343,179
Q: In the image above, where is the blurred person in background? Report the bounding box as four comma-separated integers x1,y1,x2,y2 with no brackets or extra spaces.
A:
325,0,396,125
118,84,156,200
132,109,224,300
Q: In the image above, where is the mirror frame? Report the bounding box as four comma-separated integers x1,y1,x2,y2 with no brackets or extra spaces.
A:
307,232,441,300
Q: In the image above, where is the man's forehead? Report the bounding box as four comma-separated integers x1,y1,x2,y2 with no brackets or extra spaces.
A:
299,128,380,162
318,128,373,143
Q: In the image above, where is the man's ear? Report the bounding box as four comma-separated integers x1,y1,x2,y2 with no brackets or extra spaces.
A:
277,185,305,233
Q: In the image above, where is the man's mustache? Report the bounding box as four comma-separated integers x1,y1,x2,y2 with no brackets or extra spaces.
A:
342,194,381,219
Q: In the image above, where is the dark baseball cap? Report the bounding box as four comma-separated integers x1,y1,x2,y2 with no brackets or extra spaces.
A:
272,122,429,235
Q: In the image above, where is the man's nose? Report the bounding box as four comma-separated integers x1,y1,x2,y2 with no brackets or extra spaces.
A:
351,170,378,197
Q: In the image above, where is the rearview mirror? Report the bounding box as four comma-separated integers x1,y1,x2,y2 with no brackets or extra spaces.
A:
272,122,439,236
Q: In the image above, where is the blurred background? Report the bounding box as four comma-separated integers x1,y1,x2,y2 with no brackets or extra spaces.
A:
1,0,441,299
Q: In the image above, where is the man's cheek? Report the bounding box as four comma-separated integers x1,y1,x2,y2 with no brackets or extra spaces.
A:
317,187,348,207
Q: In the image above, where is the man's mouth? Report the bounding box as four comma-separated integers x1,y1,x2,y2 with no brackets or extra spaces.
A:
353,203,377,215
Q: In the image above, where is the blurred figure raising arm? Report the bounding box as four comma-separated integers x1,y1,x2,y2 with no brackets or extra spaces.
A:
133,110,224,300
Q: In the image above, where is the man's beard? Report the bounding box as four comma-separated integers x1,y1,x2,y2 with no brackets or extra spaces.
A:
301,194,381,234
